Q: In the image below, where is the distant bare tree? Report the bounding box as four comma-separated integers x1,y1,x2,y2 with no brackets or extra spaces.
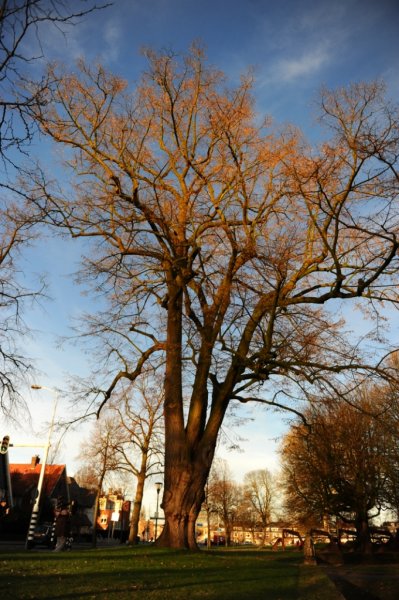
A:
73,464,99,491
107,376,164,544
76,416,120,547
208,459,240,546
243,469,275,545
201,479,216,549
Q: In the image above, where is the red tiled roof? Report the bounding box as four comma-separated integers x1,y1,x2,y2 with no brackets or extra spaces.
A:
10,464,66,497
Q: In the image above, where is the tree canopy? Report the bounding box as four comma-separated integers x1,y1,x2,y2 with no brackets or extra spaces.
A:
281,386,399,552
28,46,399,548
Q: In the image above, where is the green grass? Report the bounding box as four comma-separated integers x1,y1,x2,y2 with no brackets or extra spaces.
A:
0,546,341,600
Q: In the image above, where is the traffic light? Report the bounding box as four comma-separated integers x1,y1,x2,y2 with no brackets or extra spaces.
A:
0,436,9,454
0,436,13,510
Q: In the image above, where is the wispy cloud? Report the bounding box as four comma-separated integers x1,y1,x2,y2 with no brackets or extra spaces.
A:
256,43,332,90
101,20,122,64
277,47,331,82
27,8,125,68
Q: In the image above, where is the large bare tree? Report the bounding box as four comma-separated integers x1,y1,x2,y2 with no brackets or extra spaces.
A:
29,47,399,548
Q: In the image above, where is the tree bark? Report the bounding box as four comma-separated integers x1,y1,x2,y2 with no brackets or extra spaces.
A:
355,514,372,555
127,425,154,545
154,266,220,549
156,388,224,549
91,458,107,548
206,503,211,549
303,532,316,565
128,467,146,544
156,456,212,549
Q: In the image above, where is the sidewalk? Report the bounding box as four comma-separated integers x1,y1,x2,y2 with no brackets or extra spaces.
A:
321,563,399,600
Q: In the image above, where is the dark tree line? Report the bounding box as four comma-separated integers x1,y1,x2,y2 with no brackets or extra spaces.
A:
281,381,399,553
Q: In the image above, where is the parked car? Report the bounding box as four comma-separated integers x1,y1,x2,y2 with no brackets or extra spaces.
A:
32,523,54,547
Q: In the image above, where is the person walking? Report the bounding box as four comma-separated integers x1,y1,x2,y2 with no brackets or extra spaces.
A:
53,499,71,552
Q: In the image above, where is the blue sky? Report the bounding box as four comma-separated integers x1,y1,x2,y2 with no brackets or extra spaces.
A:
5,0,399,505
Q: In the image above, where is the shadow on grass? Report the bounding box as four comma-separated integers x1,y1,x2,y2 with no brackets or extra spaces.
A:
0,547,306,599
325,573,380,600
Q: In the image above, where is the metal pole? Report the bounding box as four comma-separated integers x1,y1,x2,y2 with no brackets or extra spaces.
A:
25,387,57,550
154,481,162,540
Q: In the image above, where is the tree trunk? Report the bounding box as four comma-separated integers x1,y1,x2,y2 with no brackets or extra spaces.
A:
91,471,106,548
128,441,151,545
206,504,211,549
156,273,228,549
303,532,316,565
262,524,267,547
355,514,372,554
155,276,206,549
155,462,209,550
91,487,101,548
225,520,232,546
128,468,146,544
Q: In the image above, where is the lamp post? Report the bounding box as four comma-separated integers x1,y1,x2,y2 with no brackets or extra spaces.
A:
154,481,162,540
25,385,58,549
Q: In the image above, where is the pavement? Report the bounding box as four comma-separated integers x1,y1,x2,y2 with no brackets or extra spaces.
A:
321,564,399,600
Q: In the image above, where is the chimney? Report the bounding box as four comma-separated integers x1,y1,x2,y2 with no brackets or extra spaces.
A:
31,455,40,468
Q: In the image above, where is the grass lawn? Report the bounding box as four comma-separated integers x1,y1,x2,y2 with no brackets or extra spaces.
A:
0,545,341,600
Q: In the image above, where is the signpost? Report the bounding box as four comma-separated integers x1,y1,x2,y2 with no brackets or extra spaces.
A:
110,511,120,539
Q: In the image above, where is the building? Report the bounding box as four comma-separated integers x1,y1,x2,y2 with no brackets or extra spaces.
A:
97,492,131,541
67,476,95,539
1,460,138,542
10,459,69,509
1,458,69,536
195,511,304,547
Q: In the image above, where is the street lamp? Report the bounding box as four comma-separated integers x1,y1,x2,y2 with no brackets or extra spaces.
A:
154,481,162,540
25,385,58,549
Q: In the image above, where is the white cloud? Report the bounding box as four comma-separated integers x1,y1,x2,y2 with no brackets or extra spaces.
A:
257,44,332,89
277,48,330,82
102,20,122,64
